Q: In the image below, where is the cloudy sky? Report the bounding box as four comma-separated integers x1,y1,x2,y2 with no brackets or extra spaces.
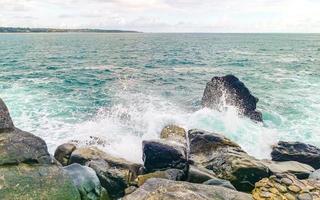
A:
1,0,320,32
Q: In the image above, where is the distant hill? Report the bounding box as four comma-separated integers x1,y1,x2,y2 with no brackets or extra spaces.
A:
0,27,140,33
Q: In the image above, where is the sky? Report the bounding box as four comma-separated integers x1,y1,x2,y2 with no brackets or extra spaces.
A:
0,0,320,32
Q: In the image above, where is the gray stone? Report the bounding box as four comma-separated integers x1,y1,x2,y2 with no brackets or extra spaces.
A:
271,141,320,169
64,163,109,200
188,129,269,192
261,160,314,179
123,178,252,200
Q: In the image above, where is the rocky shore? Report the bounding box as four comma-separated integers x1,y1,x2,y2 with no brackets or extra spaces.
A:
1,75,320,200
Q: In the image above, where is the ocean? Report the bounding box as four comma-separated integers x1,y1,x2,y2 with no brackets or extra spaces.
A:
0,33,319,163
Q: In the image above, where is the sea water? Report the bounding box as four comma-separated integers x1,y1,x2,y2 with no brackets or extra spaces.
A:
0,33,319,163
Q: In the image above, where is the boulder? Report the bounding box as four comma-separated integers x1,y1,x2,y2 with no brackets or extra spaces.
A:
189,129,269,192
252,173,320,200
271,141,320,169
136,169,184,186
201,75,263,122
261,160,314,179
160,124,186,145
54,143,77,166
309,169,320,181
0,98,14,131
203,177,236,190
69,146,141,178
187,165,217,183
64,163,110,200
0,163,81,200
0,128,52,165
88,159,129,199
142,139,188,173
123,178,252,200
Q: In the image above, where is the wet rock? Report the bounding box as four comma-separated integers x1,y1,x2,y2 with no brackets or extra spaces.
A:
201,75,263,122
0,98,14,131
69,146,141,178
0,128,52,165
142,139,188,173
271,141,320,169
187,165,217,183
160,124,186,145
189,129,269,192
136,169,184,186
54,143,77,166
123,178,252,200
0,163,81,200
252,173,320,200
88,159,129,199
203,177,236,190
64,163,109,200
261,160,314,179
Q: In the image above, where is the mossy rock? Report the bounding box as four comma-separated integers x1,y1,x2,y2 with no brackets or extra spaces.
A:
0,163,81,200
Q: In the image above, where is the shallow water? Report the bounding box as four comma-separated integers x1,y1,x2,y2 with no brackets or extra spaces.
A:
0,33,319,163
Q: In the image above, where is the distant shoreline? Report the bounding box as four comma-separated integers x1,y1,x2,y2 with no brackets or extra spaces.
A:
0,27,140,33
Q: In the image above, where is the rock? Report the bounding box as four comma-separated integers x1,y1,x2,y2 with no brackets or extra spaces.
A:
0,163,81,200
54,143,77,166
309,169,320,181
88,159,129,199
125,186,137,195
69,146,141,178
201,75,263,122
203,177,236,190
261,160,314,179
64,163,109,200
0,127,52,165
123,178,252,200
271,141,320,169
187,165,217,183
0,98,14,131
252,173,320,200
189,129,269,192
160,124,186,145
142,139,188,173
136,169,184,186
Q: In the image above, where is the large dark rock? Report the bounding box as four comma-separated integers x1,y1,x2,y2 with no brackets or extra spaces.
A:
142,139,188,173
88,159,129,199
64,163,110,200
54,143,77,166
189,129,269,192
201,75,263,122
0,98,14,131
271,141,320,169
0,128,52,165
123,178,252,200
0,163,81,200
261,160,314,179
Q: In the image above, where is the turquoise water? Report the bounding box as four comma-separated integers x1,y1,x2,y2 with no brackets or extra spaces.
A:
0,33,320,162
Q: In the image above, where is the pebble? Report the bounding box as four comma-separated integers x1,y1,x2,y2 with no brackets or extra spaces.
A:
284,193,296,200
297,193,313,200
288,185,301,193
281,178,293,185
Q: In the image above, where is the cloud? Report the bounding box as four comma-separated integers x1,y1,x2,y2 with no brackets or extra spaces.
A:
0,0,319,32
